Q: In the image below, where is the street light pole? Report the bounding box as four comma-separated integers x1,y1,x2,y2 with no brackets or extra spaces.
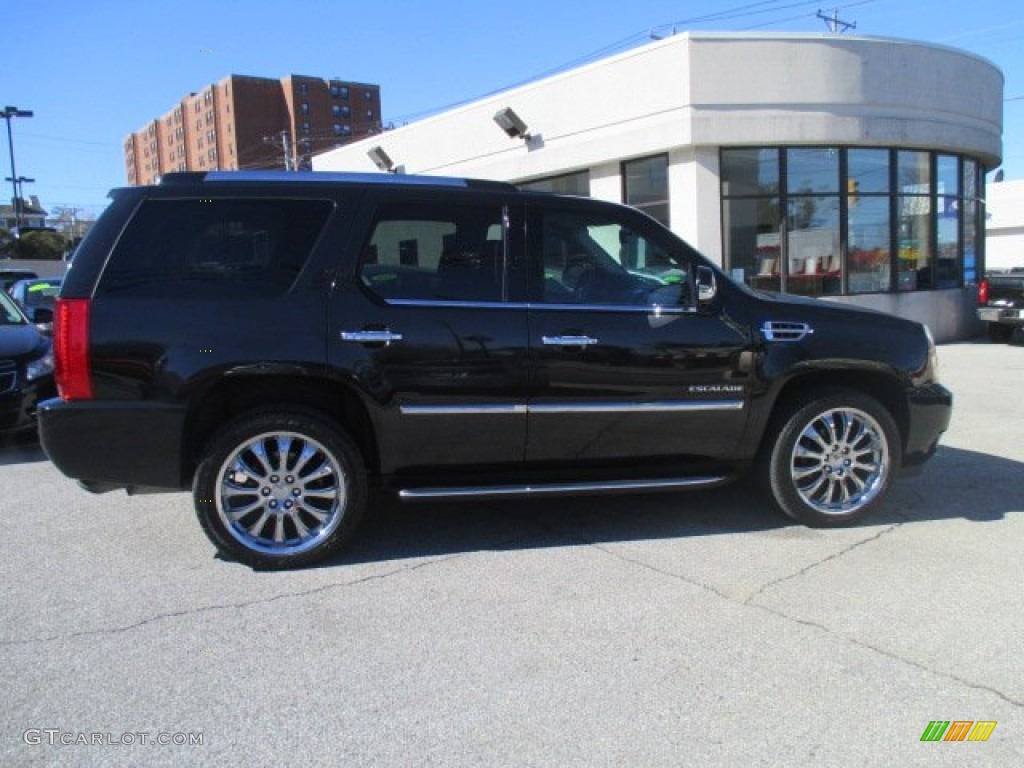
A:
2,106,33,232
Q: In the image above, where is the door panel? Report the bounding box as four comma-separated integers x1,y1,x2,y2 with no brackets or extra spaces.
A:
329,193,529,473
526,202,751,462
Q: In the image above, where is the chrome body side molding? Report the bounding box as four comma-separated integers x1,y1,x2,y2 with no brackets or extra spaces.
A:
398,475,730,501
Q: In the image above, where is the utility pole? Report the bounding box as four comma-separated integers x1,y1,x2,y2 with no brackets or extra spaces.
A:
817,8,856,34
281,130,293,171
2,106,33,232
263,131,295,171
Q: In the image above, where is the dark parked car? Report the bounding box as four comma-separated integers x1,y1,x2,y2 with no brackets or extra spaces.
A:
0,269,39,293
6,277,62,333
0,289,54,434
40,171,952,568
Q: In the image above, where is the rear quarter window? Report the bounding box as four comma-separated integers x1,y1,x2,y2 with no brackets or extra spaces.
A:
96,198,334,298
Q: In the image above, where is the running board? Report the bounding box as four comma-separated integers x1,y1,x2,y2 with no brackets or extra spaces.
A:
398,475,729,501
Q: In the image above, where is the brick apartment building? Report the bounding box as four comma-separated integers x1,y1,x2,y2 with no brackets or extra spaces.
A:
124,74,382,185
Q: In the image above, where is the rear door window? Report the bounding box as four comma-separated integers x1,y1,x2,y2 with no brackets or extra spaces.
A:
358,202,507,303
98,198,334,298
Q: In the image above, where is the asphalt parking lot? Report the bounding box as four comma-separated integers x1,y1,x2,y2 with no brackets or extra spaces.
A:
1,340,1021,767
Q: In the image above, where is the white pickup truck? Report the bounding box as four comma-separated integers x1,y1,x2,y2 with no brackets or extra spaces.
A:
977,269,1024,342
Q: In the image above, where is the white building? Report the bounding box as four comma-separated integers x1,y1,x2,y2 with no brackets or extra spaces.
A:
985,179,1024,272
315,32,1004,341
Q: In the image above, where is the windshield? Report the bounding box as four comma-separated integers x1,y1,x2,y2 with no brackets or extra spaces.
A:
22,280,62,309
0,290,27,326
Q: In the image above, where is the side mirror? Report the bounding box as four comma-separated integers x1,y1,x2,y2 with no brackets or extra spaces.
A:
32,307,54,325
696,265,717,304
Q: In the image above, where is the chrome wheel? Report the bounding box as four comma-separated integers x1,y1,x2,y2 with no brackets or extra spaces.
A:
789,407,889,516
215,430,347,556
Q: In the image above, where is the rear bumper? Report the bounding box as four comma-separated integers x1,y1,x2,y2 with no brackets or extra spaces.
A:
902,383,953,471
38,398,189,490
977,307,1024,325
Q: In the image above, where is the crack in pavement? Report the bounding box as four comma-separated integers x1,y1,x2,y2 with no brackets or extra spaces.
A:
541,519,1024,710
743,522,902,605
1,552,470,648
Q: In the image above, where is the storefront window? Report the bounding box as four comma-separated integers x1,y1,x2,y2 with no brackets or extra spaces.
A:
723,196,782,292
848,149,891,293
962,159,979,283
786,195,840,296
788,148,839,195
721,149,779,196
722,147,982,297
520,170,590,197
897,151,932,291
848,197,891,293
722,149,780,291
623,154,669,226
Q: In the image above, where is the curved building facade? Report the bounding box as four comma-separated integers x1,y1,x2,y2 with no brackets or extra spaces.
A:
315,33,1004,340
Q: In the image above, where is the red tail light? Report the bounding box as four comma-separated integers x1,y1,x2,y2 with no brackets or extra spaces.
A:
54,298,94,400
978,280,989,305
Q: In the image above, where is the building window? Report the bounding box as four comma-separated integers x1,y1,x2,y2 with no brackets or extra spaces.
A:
302,122,310,134
364,90,372,100
786,148,841,297
721,147,984,297
300,83,308,96
332,85,349,99
936,154,960,289
622,154,669,227
847,148,892,293
301,102,309,115
896,150,932,292
367,109,375,120
519,170,590,196
962,158,980,283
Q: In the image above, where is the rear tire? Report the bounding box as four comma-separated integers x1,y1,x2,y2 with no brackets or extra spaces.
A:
763,389,901,527
987,322,1014,343
193,410,366,569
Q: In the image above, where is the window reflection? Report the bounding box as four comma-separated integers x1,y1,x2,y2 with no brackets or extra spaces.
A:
786,195,840,297
722,147,983,296
849,197,891,293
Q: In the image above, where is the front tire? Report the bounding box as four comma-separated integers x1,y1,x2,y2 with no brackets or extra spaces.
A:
193,410,366,569
764,389,901,527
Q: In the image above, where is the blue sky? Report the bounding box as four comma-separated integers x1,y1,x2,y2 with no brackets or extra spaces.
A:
2,0,1022,217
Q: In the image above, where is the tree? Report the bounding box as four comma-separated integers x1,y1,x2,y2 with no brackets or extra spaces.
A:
11,230,69,260
0,227,15,257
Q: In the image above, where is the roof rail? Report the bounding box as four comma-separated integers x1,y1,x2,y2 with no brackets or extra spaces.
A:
157,170,514,191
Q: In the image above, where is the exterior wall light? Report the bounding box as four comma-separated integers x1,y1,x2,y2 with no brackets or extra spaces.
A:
367,145,395,172
493,107,531,140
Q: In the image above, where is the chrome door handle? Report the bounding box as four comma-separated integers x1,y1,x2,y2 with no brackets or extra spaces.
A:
340,330,403,345
542,335,599,346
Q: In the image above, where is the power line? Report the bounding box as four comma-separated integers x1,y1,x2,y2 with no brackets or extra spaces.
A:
382,0,870,125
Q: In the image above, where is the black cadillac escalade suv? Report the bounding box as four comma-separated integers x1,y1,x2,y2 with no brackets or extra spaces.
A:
40,171,952,568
